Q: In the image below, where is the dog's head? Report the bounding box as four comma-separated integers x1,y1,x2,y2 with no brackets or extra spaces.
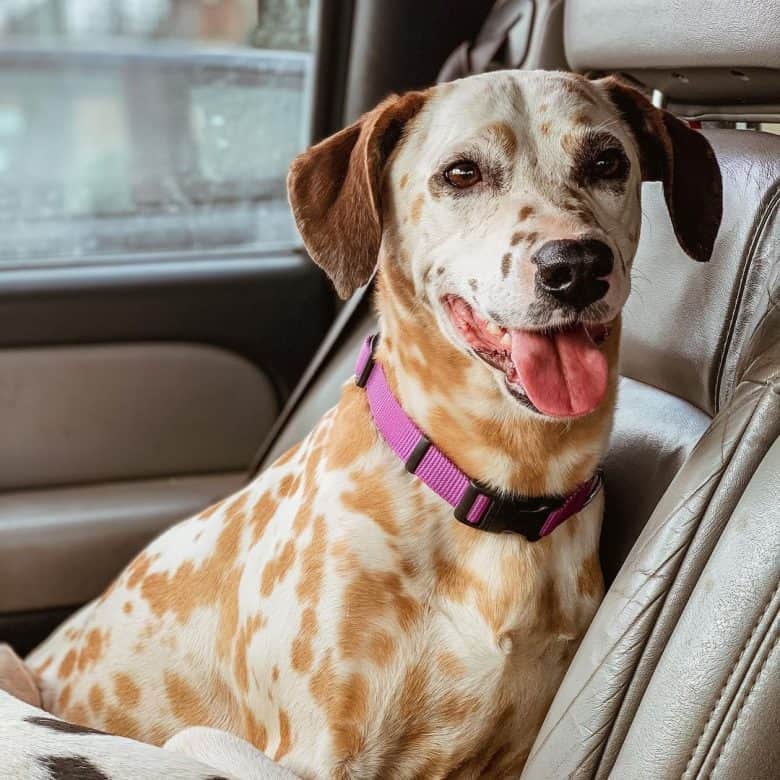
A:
289,71,722,420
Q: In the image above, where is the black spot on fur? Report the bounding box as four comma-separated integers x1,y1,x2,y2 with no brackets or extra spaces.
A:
603,77,722,262
37,755,110,780
569,131,629,192
27,716,109,737
501,253,513,279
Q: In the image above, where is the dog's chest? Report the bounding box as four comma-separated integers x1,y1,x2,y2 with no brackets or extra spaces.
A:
231,411,604,776
244,522,599,779
29,389,603,778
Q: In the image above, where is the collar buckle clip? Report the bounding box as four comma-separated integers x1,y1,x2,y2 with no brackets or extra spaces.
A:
355,334,378,388
454,480,559,541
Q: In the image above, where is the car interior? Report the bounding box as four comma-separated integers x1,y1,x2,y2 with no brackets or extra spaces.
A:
0,1,777,777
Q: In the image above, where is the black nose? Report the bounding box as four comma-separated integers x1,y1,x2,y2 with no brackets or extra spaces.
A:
533,239,613,308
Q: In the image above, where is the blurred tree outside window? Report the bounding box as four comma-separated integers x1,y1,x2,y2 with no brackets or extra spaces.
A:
0,0,317,264
254,0,312,51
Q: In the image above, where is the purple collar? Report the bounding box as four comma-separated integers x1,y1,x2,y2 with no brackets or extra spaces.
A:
355,334,603,541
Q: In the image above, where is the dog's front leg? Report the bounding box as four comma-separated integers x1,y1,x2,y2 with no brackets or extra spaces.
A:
0,643,42,708
165,726,303,780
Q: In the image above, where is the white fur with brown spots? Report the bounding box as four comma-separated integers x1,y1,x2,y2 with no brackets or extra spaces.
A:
26,71,721,779
0,687,298,779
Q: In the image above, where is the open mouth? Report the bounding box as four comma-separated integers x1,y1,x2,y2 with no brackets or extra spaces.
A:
443,295,611,418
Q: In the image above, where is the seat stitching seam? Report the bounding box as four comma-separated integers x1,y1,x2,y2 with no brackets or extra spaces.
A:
714,183,780,411
714,182,780,406
682,578,780,778
533,381,773,779
708,625,779,778
593,385,770,778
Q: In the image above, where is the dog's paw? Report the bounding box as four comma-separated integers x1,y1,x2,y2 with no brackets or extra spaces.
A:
165,726,301,780
0,643,42,708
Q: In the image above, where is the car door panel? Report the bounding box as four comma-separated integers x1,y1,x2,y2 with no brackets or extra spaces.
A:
0,471,243,615
0,252,330,397
0,342,277,490
0,250,334,650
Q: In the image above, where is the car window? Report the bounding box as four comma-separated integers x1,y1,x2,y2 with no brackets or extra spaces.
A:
0,0,316,265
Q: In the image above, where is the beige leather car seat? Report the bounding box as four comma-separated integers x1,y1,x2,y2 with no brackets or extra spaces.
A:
262,4,780,779
521,3,780,778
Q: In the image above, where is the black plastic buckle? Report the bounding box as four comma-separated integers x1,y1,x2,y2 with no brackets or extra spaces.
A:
405,435,431,474
454,480,562,541
355,334,378,388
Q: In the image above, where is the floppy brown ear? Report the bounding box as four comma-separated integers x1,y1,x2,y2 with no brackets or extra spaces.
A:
600,77,722,262
287,91,428,298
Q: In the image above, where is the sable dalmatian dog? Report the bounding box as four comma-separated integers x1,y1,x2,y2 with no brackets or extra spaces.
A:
20,70,721,778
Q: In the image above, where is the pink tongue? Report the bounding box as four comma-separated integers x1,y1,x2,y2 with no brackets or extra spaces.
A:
510,327,608,417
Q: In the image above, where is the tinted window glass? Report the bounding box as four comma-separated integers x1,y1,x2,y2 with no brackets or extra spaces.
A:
0,0,315,264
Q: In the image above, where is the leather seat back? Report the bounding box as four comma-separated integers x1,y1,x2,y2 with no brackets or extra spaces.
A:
600,129,780,581
523,3,780,777
525,140,780,774
262,7,780,775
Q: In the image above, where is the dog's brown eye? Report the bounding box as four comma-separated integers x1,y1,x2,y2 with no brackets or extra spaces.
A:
591,148,626,180
444,161,482,189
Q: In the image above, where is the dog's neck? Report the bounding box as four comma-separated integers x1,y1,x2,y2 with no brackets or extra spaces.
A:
373,251,620,498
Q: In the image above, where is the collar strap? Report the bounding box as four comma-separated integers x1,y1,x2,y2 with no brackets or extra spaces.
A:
355,334,602,541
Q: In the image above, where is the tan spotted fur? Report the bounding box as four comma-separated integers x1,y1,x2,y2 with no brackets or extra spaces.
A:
27,71,720,778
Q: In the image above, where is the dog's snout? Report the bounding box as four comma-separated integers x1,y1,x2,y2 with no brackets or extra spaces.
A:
533,239,613,308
